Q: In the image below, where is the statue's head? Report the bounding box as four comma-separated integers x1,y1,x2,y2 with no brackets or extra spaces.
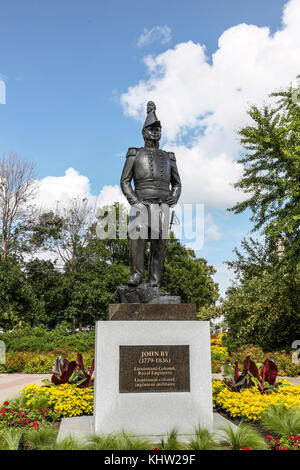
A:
142,101,161,144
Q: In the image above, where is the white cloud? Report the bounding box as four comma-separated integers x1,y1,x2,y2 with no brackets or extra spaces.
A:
138,25,172,47
34,167,127,211
97,184,129,208
213,264,234,299
205,213,222,241
34,168,91,210
167,144,244,209
121,0,300,210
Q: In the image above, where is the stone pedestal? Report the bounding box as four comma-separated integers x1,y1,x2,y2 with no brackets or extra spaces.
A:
108,303,197,321
94,307,213,439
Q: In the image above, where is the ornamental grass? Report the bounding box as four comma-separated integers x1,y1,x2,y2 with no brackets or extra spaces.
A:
160,428,183,450
261,403,300,438
219,422,268,450
23,426,58,450
188,425,219,450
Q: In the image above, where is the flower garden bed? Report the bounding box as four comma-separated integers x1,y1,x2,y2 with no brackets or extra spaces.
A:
212,378,300,422
0,332,299,450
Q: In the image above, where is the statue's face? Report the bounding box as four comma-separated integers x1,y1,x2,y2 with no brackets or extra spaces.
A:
143,124,161,143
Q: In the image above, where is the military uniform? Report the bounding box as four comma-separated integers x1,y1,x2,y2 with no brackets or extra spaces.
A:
120,145,181,286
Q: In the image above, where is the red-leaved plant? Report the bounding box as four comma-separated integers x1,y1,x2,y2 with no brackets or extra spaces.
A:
221,356,278,392
42,353,94,388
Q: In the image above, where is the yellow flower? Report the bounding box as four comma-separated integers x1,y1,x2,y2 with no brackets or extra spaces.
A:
21,384,94,417
212,379,300,421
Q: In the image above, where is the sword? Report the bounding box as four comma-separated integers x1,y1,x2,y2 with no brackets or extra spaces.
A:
169,210,180,234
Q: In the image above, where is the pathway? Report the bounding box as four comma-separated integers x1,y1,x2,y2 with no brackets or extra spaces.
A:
0,373,51,403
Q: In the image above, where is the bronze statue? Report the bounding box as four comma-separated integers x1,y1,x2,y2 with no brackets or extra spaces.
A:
120,101,181,288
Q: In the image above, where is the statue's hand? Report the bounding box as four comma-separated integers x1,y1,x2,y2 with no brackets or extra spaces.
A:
166,196,177,207
131,201,147,210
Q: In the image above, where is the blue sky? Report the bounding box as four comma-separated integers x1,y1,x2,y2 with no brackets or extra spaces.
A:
0,0,299,296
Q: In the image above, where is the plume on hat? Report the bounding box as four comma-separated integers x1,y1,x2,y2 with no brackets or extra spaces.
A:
143,100,161,129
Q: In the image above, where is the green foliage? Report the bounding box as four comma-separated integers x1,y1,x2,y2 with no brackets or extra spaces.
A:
0,257,45,331
162,236,219,309
0,396,59,429
223,237,300,351
0,349,94,374
222,265,300,351
261,404,300,438
86,431,152,451
230,84,300,246
160,428,183,450
229,344,300,377
0,325,95,352
188,425,219,450
225,80,300,352
219,422,268,450
23,426,57,450
47,435,84,450
0,200,219,330
25,259,67,328
0,428,23,450
85,433,125,450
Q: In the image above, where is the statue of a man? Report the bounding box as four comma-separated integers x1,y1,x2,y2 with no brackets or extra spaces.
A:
120,101,181,287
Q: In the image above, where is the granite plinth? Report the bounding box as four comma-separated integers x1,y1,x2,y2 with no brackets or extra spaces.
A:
108,303,197,321
94,320,213,436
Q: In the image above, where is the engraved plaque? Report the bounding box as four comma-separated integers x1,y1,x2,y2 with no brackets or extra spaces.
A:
119,345,190,393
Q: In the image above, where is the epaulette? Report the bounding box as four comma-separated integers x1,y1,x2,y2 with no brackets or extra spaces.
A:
169,152,176,161
126,147,137,158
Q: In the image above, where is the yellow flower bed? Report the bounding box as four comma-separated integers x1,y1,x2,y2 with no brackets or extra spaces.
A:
212,379,300,422
211,333,226,346
22,384,94,417
211,345,229,357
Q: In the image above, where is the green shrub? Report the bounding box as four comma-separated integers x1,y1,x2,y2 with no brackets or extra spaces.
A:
0,325,95,353
229,344,300,377
0,349,94,373
24,356,56,374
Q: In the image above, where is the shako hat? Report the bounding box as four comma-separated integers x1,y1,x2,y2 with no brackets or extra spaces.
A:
142,101,161,130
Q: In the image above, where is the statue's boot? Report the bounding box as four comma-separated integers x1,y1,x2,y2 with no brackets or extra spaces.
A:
127,273,143,286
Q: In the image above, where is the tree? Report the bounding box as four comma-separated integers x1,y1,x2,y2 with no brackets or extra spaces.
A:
223,236,300,351
24,196,97,268
224,79,300,351
22,202,219,330
162,235,219,310
0,152,36,259
23,201,130,331
229,81,300,254
225,237,276,284
24,259,67,328
0,257,45,331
